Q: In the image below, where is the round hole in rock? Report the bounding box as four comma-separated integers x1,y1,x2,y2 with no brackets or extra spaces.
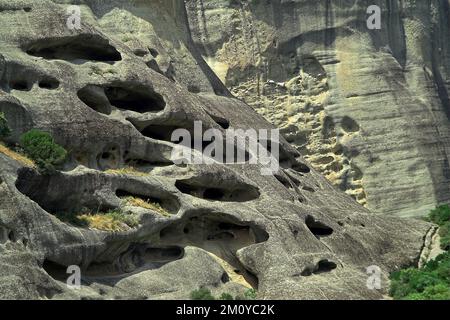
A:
341,116,360,133
207,112,230,129
38,79,59,90
221,272,230,283
149,48,159,57
8,231,15,242
104,86,166,113
305,215,333,238
10,80,29,91
133,49,148,57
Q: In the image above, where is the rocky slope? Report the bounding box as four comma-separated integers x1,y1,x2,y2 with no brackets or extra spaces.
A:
0,0,432,299
186,0,450,217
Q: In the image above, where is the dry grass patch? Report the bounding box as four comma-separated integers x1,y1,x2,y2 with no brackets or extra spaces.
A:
55,210,139,232
105,166,147,177
0,143,35,168
124,196,171,217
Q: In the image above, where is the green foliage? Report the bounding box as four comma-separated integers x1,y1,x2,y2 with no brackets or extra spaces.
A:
428,204,450,250
429,205,450,226
19,129,67,173
219,293,234,300
190,288,215,300
390,252,450,300
0,112,11,139
389,205,450,300
244,288,257,300
438,221,450,251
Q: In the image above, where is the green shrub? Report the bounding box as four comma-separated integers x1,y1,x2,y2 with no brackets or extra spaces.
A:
219,293,234,300
390,252,450,300
244,288,257,300
190,288,215,300
19,129,67,173
429,205,450,225
0,112,11,139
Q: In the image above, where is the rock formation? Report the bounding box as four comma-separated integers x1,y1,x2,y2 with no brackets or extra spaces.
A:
0,0,433,299
186,0,450,217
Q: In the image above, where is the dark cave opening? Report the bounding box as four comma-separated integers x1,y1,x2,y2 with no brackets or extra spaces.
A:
24,34,122,63
104,86,166,113
305,215,334,238
174,180,260,202
301,259,337,276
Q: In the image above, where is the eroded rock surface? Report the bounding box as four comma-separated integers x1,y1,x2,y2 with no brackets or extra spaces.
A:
0,0,431,299
186,0,450,217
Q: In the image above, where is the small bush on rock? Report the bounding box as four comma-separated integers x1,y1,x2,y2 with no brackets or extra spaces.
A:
19,129,67,173
190,288,215,300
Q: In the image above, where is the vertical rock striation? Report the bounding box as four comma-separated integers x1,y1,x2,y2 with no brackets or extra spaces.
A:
186,0,450,217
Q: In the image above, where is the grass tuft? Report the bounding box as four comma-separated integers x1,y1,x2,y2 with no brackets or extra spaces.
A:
0,143,35,168
54,210,139,232
123,196,170,217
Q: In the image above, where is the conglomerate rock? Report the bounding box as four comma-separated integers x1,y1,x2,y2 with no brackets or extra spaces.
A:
0,0,433,299
186,0,450,218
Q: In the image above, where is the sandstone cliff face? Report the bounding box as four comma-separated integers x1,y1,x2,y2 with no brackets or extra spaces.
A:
186,0,450,217
0,0,432,299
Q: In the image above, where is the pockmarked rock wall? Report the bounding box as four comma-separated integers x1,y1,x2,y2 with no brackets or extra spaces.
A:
186,0,450,217
0,0,432,299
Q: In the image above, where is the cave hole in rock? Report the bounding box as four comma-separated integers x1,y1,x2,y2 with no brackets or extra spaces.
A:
42,259,71,282
38,78,60,90
175,180,260,202
302,56,327,79
104,85,166,113
146,59,164,75
221,272,230,283
139,124,250,163
305,215,334,238
10,80,30,91
124,157,173,169
149,48,159,57
158,214,268,289
302,186,316,193
274,173,293,189
143,246,185,263
341,116,360,133
140,124,184,142
15,168,116,219
77,85,112,115
115,189,179,214
24,34,122,63
301,259,337,276
84,244,185,278
206,112,230,129
133,49,148,57
97,147,120,170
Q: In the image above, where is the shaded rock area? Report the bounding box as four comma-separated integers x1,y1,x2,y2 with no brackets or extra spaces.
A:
186,0,450,218
0,0,432,299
